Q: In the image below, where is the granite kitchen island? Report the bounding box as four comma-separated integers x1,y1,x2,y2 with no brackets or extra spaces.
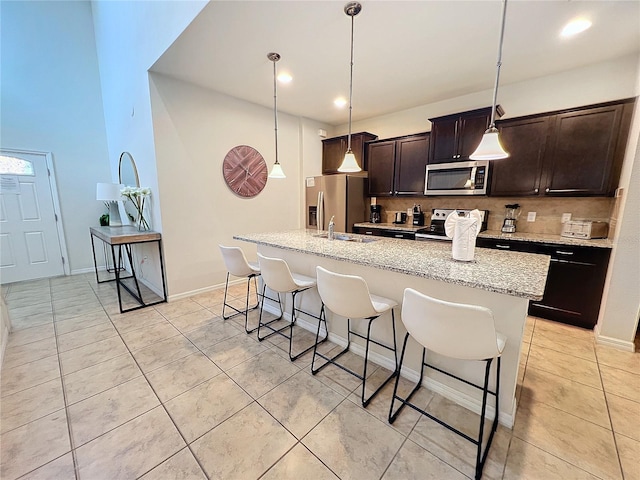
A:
234,229,550,427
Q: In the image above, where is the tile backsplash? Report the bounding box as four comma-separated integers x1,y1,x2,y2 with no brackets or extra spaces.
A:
375,196,614,236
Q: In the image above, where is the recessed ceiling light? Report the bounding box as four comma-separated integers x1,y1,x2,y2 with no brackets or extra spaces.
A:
561,19,592,37
334,97,347,108
277,72,292,83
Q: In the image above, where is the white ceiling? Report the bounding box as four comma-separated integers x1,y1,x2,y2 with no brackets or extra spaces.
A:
151,1,640,126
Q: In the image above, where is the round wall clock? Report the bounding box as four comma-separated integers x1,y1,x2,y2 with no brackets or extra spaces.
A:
222,145,268,198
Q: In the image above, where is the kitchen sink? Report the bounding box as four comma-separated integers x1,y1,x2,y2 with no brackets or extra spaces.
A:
312,233,379,243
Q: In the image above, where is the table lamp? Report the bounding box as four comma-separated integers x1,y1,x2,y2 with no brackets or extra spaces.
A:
96,182,123,226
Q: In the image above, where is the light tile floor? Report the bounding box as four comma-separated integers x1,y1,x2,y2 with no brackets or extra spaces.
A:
1,273,638,479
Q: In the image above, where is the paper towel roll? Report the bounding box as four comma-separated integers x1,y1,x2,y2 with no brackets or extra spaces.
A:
451,216,478,261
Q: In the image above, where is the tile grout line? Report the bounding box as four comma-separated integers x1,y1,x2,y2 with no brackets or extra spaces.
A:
594,342,626,479
50,278,81,480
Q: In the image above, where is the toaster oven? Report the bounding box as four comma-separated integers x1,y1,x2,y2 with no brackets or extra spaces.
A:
561,220,608,239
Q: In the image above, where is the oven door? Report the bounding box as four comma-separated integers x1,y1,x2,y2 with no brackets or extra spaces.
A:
424,160,489,195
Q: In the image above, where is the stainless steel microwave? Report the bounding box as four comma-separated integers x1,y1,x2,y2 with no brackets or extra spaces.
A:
424,160,490,196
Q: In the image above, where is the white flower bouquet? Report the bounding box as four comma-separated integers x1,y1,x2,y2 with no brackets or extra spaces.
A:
121,186,151,230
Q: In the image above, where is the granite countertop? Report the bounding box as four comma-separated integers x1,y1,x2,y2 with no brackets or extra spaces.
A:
478,230,613,249
354,222,425,232
234,229,550,301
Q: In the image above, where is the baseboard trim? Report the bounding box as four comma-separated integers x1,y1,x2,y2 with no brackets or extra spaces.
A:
260,303,515,428
594,324,636,352
169,280,245,302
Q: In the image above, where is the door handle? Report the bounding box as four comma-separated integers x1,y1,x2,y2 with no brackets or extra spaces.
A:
555,250,574,256
495,244,511,249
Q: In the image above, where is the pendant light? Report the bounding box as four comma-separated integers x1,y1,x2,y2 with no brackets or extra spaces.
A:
267,52,286,179
337,2,362,173
470,0,510,161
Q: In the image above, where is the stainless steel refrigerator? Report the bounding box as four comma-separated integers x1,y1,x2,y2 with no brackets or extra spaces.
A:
305,174,367,233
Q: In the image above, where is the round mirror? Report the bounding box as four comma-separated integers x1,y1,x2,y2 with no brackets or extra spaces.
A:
118,151,139,188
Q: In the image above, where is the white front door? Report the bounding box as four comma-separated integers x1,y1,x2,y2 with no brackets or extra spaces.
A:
0,150,65,284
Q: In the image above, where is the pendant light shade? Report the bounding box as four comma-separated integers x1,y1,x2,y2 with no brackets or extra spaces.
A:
338,2,362,173
470,127,508,160
338,151,360,172
268,162,286,179
470,0,510,161
267,52,286,179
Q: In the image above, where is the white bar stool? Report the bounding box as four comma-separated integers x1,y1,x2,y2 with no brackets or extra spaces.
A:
219,245,260,333
256,253,326,361
389,288,506,480
313,266,398,407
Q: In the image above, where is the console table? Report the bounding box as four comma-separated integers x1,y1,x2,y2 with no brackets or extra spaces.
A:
90,226,167,313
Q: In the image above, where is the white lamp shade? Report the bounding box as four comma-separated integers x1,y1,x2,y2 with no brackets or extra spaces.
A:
470,129,509,160
268,162,286,179
96,182,123,201
337,151,361,172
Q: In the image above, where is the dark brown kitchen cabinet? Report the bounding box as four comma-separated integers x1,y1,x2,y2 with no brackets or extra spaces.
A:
366,141,396,196
476,238,611,329
366,133,429,196
542,101,633,196
322,132,377,174
428,106,503,164
490,116,551,196
489,98,634,197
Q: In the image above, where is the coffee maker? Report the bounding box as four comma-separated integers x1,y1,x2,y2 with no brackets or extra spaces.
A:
370,205,381,223
412,204,425,226
502,204,521,233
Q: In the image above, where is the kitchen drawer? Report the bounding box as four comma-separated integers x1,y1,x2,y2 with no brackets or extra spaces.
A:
353,226,415,240
353,226,385,237
381,230,416,240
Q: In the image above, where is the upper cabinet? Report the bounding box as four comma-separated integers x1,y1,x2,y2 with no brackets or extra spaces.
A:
490,98,634,197
366,133,430,196
322,132,377,174
543,101,633,196
428,106,503,164
490,116,551,196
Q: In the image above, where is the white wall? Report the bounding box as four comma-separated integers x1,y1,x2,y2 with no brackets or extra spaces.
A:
91,0,207,291
149,73,328,296
0,0,111,273
596,57,640,349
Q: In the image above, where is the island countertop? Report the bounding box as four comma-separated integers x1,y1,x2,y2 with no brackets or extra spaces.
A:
234,229,550,301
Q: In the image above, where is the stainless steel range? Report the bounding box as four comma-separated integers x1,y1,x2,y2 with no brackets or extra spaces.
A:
415,208,488,241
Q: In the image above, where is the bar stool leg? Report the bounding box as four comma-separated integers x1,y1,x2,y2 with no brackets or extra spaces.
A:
257,285,285,341
223,273,261,334
361,311,398,407
389,333,426,423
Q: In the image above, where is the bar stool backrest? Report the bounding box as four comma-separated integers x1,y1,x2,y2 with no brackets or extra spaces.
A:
219,245,256,277
257,253,300,293
316,266,378,319
402,288,501,361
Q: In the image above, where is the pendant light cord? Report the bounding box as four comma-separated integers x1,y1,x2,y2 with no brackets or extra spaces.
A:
272,58,279,165
489,0,508,128
347,11,355,152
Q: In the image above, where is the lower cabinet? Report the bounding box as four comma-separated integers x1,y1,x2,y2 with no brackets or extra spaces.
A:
476,238,611,329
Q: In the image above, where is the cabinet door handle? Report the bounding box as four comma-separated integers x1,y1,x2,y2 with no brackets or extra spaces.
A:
394,234,404,238
389,191,393,195
545,188,550,193
496,244,511,249
555,250,574,256
534,188,539,193
365,231,373,235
